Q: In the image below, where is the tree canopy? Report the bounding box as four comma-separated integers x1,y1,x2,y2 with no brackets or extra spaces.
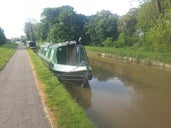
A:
24,1,171,52
135,0,171,52
86,10,119,46
40,6,87,42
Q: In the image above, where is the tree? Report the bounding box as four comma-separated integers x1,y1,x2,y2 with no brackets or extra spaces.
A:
39,21,49,41
0,27,6,44
156,0,161,14
117,8,138,47
24,19,40,41
135,0,171,51
24,21,35,41
39,7,59,41
41,6,87,43
86,10,119,46
48,6,78,42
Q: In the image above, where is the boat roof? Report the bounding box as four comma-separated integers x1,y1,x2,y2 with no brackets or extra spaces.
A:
56,40,76,47
40,41,77,49
40,43,50,48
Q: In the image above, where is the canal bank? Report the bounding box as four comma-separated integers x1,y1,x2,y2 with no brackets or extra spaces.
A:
88,51,171,68
86,46,171,69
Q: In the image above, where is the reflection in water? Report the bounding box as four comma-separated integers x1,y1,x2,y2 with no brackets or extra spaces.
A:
87,77,137,128
62,80,92,110
63,53,171,128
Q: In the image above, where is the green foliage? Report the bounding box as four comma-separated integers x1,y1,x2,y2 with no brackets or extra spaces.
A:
115,32,126,47
135,0,171,52
39,21,49,41
115,32,135,48
86,10,119,46
0,27,6,44
25,1,171,52
136,1,157,31
28,49,95,128
24,20,39,41
146,19,171,52
118,8,137,34
116,8,138,47
0,43,17,69
102,37,114,47
41,6,87,43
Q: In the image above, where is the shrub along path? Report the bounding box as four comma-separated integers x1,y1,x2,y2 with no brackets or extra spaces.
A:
0,44,51,128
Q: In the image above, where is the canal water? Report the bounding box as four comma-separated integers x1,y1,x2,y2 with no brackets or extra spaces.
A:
63,54,171,128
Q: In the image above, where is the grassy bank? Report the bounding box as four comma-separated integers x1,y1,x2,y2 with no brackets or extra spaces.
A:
0,43,17,70
86,46,171,65
27,49,95,128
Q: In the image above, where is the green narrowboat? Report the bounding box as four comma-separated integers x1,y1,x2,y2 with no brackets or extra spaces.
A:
38,41,92,81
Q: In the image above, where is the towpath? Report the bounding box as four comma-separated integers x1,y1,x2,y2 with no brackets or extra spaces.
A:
0,44,51,128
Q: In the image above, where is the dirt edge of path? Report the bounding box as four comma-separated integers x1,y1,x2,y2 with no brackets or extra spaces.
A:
27,51,58,128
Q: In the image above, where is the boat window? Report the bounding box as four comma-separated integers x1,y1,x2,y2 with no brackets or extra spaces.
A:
50,49,54,61
29,41,36,47
57,46,66,64
43,48,47,56
47,48,52,59
68,45,89,66
66,46,74,64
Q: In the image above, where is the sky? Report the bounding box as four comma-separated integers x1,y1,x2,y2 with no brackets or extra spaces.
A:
0,0,139,38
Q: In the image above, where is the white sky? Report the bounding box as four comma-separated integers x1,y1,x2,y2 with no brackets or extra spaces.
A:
0,0,139,38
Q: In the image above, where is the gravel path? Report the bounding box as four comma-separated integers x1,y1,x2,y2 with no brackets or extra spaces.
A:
0,44,51,128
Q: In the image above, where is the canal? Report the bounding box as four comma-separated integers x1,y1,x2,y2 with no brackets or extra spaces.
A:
63,53,171,128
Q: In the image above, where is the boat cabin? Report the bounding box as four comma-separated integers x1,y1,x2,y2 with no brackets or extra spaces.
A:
27,41,36,51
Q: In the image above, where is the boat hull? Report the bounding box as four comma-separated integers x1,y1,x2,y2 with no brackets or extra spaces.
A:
50,63,92,81
54,70,93,81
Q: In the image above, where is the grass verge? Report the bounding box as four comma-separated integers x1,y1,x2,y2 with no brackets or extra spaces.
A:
86,46,171,64
0,43,17,70
27,49,95,128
